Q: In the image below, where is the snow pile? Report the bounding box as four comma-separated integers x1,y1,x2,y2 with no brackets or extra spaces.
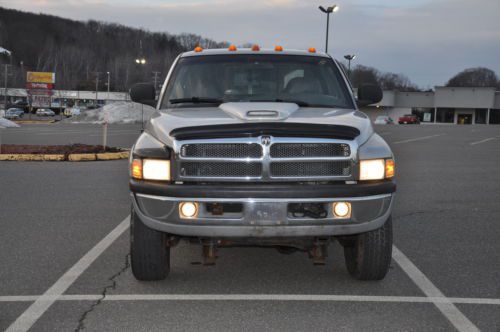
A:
68,102,155,124
0,118,20,128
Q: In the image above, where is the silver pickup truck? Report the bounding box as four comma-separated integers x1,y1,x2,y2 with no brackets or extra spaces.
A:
128,47,395,281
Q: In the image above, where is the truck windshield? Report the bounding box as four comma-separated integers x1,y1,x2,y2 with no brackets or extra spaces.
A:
161,54,354,109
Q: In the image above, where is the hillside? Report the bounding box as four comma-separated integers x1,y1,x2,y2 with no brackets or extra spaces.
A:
0,7,227,91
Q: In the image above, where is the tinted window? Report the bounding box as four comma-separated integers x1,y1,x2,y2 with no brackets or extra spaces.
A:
161,54,353,109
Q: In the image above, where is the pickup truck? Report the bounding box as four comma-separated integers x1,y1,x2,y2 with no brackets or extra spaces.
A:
128,46,396,281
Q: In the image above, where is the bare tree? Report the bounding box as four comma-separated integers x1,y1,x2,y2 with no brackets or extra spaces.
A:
446,67,498,88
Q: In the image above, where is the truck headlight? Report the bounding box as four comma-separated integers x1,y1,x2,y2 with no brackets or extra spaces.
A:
131,159,171,181
359,159,395,181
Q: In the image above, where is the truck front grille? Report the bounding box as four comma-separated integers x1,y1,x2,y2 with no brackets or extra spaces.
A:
180,162,262,178
270,161,351,177
270,143,350,158
181,143,262,158
174,137,354,181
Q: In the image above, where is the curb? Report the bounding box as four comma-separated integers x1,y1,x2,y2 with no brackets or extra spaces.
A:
13,120,56,124
0,151,129,162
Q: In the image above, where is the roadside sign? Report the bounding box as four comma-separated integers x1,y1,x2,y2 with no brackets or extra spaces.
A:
26,72,55,84
26,82,54,90
423,113,432,122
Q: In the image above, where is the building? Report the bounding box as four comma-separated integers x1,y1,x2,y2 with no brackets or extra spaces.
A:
361,87,500,125
3,86,500,125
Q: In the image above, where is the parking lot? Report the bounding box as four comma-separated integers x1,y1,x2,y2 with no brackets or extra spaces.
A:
1,123,499,331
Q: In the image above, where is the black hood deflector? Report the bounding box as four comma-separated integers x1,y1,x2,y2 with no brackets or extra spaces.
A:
170,122,360,141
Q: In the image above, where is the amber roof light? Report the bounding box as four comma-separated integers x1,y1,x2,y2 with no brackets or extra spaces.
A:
228,45,237,51
275,45,283,52
308,47,317,53
251,44,260,51
194,46,203,52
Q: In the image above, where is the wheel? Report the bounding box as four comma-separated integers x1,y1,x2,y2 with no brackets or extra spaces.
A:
130,206,170,281
342,216,392,280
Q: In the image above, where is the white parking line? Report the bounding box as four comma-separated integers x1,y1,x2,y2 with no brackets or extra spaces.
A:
393,134,445,144
2,294,499,305
392,246,479,332
469,137,497,146
5,216,130,332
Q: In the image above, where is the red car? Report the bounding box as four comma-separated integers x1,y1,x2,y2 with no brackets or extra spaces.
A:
398,114,420,124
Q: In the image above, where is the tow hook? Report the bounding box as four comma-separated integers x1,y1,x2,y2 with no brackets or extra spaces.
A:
309,239,328,265
202,241,217,265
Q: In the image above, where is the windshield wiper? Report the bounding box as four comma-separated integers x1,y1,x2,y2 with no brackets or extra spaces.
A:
169,97,223,105
251,99,310,107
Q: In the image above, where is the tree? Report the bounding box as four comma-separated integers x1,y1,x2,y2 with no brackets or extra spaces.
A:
349,65,419,91
446,67,498,88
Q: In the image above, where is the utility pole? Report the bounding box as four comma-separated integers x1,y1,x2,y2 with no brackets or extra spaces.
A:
3,64,11,110
94,72,101,106
106,71,110,102
152,71,161,95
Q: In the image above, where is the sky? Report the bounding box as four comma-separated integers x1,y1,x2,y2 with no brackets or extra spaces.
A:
1,0,499,88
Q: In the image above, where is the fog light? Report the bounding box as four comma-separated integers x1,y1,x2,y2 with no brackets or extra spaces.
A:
179,202,198,219
333,202,351,219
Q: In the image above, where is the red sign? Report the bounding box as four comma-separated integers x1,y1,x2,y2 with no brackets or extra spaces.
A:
26,82,54,90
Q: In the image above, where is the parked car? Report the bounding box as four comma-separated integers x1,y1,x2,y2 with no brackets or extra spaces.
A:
398,114,420,124
64,107,81,117
5,108,24,119
374,115,394,125
128,47,395,282
36,108,55,116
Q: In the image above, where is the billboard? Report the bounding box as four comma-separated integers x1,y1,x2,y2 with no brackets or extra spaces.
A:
26,72,55,84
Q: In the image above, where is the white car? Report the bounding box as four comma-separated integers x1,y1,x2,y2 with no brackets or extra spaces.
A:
374,115,394,125
36,108,55,116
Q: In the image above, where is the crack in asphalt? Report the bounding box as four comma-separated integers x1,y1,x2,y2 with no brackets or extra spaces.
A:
75,253,130,332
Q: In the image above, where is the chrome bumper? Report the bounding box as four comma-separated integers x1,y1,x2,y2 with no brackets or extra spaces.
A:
132,193,394,238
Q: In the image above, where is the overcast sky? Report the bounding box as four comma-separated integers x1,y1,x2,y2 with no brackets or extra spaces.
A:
2,0,499,88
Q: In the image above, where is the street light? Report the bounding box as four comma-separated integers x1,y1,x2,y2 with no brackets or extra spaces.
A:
344,54,356,80
1,48,13,110
318,4,339,53
106,71,111,101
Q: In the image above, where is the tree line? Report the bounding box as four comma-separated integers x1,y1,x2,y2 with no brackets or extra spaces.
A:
1,6,499,92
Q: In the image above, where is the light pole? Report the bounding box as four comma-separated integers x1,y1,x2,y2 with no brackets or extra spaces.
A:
94,72,100,106
318,5,339,53
106,71,110,102
344,54,356,80
1,48,12,110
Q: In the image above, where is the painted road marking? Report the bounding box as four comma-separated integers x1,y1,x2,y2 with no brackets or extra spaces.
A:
469,137,497,146
393,134,445,144
5,216,130,332
392,246,479,332
1,294,499,305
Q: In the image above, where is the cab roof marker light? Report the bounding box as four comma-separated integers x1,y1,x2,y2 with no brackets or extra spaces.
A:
308,47,316,53
194,46,203,52
251,44,260,51
275,45,283,52
228,45,237,51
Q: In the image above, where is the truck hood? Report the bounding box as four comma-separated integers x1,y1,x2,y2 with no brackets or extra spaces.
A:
146,102,373,147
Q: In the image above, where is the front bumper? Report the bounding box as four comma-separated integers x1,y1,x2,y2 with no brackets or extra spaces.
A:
131,181,395,238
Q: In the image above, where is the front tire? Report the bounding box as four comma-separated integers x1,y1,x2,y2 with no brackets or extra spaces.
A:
130,207,170,281
342,216,392,280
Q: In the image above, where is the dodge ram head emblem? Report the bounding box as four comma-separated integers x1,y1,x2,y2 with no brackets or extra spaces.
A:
261,136,271,145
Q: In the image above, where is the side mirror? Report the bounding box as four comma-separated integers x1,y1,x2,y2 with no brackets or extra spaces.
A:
130,83,156,108
357,84,383,107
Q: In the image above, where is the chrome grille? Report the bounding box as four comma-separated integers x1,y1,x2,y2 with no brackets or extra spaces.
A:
174,136,355,181
181,143,262,158
180,162,262,178
270,143,350,158
270,161,351,177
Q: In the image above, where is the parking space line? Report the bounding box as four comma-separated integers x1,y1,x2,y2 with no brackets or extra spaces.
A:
393,134,445,144
392,246,479,332
2,294,499,305
469,137,497,146
6,216,130,332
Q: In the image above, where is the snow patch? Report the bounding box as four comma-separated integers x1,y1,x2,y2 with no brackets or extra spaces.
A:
67,101,155,124
0,118,20,128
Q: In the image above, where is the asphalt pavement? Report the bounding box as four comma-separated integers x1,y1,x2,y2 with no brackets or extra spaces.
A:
1,123,499,331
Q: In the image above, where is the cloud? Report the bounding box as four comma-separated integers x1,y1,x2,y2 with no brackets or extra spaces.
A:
1,0,499,87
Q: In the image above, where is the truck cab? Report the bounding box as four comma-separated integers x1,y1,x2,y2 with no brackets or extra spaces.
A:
129,46,395,281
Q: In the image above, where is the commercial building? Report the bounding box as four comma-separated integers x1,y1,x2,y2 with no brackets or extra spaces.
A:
3,86,500,125
361,87,500,125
